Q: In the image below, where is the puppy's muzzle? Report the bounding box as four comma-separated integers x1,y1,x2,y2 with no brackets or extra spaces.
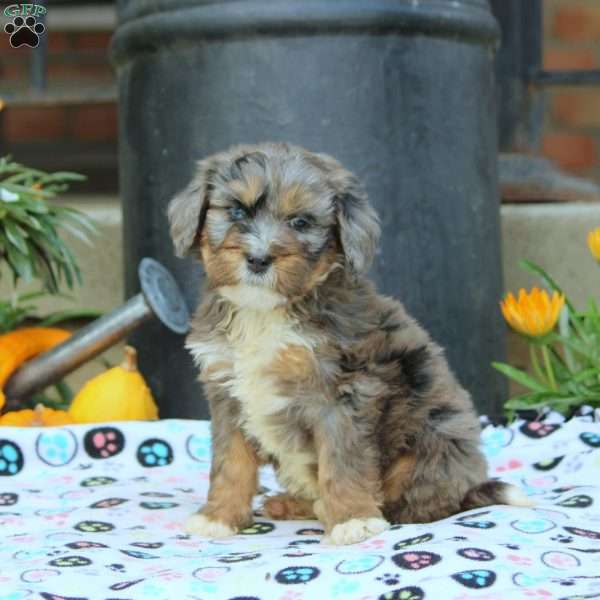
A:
245,253,273,274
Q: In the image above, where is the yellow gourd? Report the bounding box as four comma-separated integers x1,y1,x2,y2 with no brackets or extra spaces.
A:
68,346,158,423
0,327,71,410
0,403,72,426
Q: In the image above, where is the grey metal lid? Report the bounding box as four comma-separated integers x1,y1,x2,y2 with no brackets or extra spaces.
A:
139,257,190,335
112,0,499,64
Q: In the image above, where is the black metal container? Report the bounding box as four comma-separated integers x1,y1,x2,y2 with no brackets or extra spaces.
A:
112,0,505,420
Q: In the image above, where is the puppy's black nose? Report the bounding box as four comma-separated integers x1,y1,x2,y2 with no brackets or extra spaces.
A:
246,253,273,274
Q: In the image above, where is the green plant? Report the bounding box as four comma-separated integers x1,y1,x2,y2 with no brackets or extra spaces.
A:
494,258,600,420
0,156,95,293
0,157,100,409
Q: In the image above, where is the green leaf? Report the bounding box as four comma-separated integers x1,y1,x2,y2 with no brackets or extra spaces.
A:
492,362,549,392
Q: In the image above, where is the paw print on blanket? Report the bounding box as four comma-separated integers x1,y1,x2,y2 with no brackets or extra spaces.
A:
563,525,600,539
4,15,45,48
335,554,384,574
392,551,441,570
540,550,581,570
217,551,261,563
377,572,402,586
533,456,564,471
520,422,560,438
139,501,179,510
48,555,92,568
73,520,115,533
457,547,495,561
556,494,593,508
89,497,128,509
0,491,18,505
580,432,600,447
80,476,117,487
136,438,173,467
65,541,108,550
378,586,425,600
456,519,496,529
0,439,24,475
40,593,87,600
393,533,434,550
84,427,125,459
240,521,275,535
36,430,78,466
451,569,497,589
275,566,320,584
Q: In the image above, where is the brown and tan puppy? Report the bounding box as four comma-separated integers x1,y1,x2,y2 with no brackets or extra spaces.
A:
168,142,532,545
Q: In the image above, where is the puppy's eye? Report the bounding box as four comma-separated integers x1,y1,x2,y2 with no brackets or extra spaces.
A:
228,206,247,221
289,216,312,232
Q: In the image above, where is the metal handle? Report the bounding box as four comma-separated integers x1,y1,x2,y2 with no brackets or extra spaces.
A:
3,258,189,406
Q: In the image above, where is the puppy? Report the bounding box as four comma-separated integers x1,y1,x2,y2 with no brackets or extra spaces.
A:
168,142,532,545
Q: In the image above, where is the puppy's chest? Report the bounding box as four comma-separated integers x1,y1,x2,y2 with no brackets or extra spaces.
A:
193,309,317,450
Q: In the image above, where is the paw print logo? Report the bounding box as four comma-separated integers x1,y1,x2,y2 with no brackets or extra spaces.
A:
4,16,45,48
275,566,320,584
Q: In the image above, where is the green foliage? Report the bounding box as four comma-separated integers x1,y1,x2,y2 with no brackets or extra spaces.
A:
0,156,95,294
494,260,600,420
0,158,101,410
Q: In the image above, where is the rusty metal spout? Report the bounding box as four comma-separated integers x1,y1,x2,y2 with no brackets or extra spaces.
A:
3,258,190,407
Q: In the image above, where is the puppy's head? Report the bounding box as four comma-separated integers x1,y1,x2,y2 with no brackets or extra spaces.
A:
168,143,380,308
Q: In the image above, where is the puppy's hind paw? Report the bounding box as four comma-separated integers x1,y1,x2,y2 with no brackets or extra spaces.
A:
185,513,236,538
322,517,390,546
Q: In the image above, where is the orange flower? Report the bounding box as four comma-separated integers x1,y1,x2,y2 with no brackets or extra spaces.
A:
588,228,600,261
500,287,565,338
0,403,72,427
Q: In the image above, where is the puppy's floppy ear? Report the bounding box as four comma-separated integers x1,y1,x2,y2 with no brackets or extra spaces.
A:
312,153,380,274
167,159,214,258
335,184,380,275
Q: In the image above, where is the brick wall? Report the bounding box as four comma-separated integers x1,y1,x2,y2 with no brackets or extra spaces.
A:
0,27,118,193
1,3,599,192
543,1,600,182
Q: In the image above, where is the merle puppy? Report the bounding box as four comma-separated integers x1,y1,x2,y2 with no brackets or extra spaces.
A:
168,142,531,545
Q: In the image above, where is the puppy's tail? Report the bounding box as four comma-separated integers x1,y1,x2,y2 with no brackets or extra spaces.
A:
461,480,536,511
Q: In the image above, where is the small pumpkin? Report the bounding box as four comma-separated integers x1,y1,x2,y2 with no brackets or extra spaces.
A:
68,345,158,423
0,403,72,427
0,327,71,410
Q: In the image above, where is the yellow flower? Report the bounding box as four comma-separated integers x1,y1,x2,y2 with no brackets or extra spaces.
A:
588,228,600,261
500,287,565,338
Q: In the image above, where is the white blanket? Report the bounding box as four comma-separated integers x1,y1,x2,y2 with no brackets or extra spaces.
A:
0,413,599,599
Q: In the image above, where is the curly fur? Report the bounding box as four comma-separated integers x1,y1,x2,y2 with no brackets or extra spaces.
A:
169,142,532,544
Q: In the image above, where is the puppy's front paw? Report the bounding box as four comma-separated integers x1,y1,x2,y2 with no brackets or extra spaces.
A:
322,517,390,545
185,513,236,538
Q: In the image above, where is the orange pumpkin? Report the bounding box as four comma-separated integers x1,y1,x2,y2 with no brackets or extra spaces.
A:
0,403,72,426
